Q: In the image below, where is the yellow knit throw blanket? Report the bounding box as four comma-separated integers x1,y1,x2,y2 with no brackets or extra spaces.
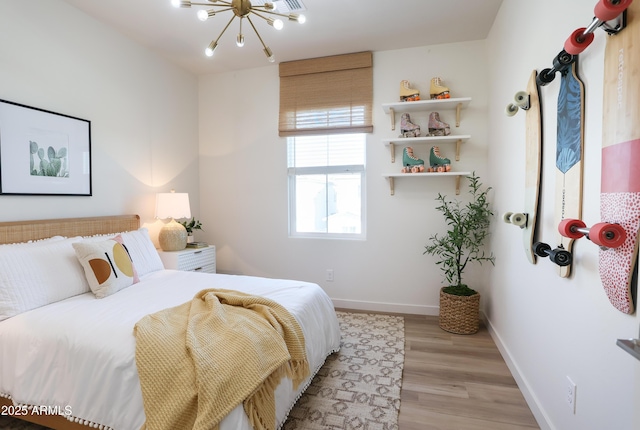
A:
133,289,309,430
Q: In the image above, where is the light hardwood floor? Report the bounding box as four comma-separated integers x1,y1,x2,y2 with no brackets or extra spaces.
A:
398,314,540,430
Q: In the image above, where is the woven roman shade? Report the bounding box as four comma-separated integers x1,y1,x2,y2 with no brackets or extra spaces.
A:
279,51,373,136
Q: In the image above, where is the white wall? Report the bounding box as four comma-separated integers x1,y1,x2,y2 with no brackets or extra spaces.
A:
198,40,492,314
6,3,638,429
0,0,200,237
486,1,640,429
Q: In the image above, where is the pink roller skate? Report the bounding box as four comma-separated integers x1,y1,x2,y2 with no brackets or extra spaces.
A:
428,112,450,136
400,113,421,138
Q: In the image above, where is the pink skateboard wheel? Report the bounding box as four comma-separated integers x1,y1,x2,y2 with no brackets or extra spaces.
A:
590,222,626,248
558,218,586,239
594,0,633,22
564,28,595,55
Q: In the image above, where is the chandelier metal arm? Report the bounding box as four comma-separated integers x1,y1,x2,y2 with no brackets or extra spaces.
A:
207,6,235,14
250,8,299,21
245,15,268,50
213,14,237,45
249,10,275,24
246,15,274,61
176,0,231,7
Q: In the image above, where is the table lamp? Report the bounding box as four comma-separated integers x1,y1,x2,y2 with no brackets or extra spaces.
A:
155,190,191,251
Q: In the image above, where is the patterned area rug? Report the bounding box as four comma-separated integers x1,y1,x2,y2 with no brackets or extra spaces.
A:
284,311,404,430
0,311,405,430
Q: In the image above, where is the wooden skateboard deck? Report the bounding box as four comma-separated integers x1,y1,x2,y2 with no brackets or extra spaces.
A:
555,60,585,278
601,1,639,314
505,71,543,264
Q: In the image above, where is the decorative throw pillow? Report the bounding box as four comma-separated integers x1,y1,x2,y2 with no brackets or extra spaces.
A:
79,228,163,277
73,238,139,299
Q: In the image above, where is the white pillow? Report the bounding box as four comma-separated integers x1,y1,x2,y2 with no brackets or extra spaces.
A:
80,228,163,276
73,238,139,298
0,237,89,321
119,228,164,276
0,236,65,247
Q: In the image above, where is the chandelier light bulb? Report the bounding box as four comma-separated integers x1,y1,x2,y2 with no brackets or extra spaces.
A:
197,10,209,21
297,14,306,24
171,0,191,8
236,34,245,47
264,47,275,63
264,2,276,11
205,41,218,57
273,19,284,30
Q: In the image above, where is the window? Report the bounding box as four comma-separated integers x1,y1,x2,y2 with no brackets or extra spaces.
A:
288,133,366,239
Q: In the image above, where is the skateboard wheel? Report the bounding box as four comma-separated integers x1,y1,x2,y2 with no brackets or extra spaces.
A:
564,28,595,55
505,103,518,117
510,212,527,227
558,218,587,239
590,222,627,248
552,50,575,72
503,212,514,223
549,248,572,267
514,91,530,109
533,242,551,257
537,68,556,86
594,0,633,22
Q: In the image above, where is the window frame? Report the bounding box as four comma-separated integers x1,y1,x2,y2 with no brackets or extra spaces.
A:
287,135,367,240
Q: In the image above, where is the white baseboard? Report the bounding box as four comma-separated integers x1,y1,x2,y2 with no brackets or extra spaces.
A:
484,317,555,430
332,298,439,315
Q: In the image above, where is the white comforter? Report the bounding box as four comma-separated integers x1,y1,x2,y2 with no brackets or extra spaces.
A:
0,270,341,430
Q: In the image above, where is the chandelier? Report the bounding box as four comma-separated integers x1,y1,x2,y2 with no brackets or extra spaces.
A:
171,0,306,63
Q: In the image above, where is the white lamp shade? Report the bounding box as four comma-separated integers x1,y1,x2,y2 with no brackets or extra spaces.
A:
155,192,191,220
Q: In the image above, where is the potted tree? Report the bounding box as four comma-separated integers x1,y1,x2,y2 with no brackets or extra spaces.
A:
423,172,495,334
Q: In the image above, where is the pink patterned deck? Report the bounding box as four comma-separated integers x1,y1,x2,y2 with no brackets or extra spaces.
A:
599,138,640,314
599,192,639,314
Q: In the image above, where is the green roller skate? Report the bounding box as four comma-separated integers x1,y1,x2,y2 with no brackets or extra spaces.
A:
402,147,425,173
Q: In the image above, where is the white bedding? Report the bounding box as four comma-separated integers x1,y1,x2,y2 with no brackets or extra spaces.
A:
0,270,341,430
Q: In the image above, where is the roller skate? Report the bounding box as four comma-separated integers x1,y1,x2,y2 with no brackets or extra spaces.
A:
400,113,421,137
428,146,451,172
401,147,425,173
399,80,420,102
428,112,450,136
430,77,451,99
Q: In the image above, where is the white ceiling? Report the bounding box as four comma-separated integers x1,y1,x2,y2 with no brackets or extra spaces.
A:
61,0,504,75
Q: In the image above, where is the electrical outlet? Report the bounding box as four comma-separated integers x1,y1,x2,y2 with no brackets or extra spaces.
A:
566,376,577,414
325,269,334,282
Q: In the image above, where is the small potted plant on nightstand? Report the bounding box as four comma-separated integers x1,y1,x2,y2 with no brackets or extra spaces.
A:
179,217,202,243
423,172,495,334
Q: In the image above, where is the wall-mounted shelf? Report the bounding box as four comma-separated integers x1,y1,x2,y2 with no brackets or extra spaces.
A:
617,338,640,360
383,135,471,163
382,97,472,130
383,171,471,196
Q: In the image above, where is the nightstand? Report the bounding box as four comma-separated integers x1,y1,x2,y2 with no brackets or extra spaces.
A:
157,245,216,273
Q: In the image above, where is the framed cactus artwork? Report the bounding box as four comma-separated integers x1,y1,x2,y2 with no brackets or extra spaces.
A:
0,98,91,196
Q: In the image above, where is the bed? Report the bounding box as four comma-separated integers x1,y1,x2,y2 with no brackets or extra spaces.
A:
0,215,341,430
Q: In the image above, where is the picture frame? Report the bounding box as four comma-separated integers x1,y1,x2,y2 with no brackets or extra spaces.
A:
0,98,91,196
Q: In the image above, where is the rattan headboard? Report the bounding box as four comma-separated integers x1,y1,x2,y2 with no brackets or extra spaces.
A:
0,215,141,244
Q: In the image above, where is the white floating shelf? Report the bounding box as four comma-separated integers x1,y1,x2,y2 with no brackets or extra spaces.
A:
382,135,471,163
381,97,472,114
382,171,472,196
382,135,471,146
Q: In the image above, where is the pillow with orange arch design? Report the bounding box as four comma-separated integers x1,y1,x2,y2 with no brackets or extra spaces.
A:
73,237,139,298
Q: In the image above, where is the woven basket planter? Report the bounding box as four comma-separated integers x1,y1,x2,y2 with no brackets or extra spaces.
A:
438,287,480,334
